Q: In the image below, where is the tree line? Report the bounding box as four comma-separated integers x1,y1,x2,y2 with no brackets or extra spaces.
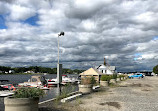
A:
153,64,158,74
0,66,84,74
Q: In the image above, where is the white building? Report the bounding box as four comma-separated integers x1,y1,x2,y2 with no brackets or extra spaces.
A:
95,57,116,75
9,70,15,74
96,64,116,75
25,71,35,74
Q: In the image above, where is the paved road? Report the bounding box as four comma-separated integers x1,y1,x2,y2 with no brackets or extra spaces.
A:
78,76,158,111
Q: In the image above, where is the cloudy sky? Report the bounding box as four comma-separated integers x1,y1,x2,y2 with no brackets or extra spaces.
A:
0,0,158,72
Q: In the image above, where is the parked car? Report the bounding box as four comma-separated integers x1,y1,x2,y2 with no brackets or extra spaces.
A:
128,73,144,78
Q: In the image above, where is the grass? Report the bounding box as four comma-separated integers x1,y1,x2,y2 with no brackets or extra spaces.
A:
109,83,119,88
76,97,84,104
56,84,75,101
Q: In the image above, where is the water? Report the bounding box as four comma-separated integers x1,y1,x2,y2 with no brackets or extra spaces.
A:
0,74,79,111
0,74,57,85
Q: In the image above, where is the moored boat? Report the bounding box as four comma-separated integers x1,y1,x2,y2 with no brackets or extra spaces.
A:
0,91,14,97
18,76,49,90
47,75,80,87
0,80,16,91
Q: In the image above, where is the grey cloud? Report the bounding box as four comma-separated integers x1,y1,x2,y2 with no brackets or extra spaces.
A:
0,0,158,71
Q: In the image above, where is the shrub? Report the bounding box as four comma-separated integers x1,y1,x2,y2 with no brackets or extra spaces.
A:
81,77,96,85
101,75,111,81
119,75,122,78
153,65,158,74
13,87,45,99
56,83,75,100
112,74,117,79
90,76,96,85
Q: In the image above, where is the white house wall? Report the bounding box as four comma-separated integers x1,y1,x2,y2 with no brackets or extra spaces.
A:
106,69,113,75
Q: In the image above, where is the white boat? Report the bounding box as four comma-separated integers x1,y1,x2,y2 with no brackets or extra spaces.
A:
47,75,79,86
47,78,58,87
18,76,49,90
0,91,14,97
0,80,16,91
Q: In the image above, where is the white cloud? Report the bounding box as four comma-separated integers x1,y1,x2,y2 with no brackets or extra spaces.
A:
8,4,36,21
135,12,157,23
142,54,156,59
0,0,158,71
80,20,96,31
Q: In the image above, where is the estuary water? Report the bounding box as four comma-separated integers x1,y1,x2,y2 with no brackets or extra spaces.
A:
0,74,79,111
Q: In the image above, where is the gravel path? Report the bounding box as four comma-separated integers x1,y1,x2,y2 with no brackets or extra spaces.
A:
77,76,158,111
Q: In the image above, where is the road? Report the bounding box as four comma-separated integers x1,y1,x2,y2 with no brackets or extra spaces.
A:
77,76,158,111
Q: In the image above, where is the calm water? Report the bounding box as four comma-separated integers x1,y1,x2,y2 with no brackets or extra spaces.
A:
0,74,79,111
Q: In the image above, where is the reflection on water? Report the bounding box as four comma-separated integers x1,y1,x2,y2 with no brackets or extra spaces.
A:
0,97,4,111
40,85,78,102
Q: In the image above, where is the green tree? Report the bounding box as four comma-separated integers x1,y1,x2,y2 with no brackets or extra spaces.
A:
153,65,158,74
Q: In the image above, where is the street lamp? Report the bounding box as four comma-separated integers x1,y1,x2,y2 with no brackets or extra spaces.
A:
58,32,64,64
57,32,64,94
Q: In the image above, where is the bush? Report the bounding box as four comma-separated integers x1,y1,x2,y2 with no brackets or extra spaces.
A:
13,87,45,99
119,75,122,78
81,77,96,85
112,74,117,79
101,75,111,81
90,76,96,85
153,65,158,74
56,84,75,100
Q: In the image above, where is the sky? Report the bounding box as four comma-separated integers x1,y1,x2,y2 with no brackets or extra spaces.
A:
0,0,158,72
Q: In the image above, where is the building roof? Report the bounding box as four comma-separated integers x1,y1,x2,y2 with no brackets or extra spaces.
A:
109,66,116,71
97,64,116,71
80,68,104,76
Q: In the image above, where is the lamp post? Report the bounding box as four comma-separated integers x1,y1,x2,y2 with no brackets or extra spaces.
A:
57,32,64,95
58,32,64,64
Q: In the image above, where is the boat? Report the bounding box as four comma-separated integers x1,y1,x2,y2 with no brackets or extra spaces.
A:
47,78,58,87
62,75,80,84
18,76,49,90
0,80,16,91
0,84,16,91
0,91,14,97
47,75,80,87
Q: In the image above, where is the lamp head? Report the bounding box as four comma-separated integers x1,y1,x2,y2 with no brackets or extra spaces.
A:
58,32,64,36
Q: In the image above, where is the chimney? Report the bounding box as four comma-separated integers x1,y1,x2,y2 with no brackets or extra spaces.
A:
104,57,106,65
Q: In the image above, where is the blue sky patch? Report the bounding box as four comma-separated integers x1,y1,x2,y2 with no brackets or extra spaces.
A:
134,53,142,56
134,53,142,61
0,15,7,29
152,36,158,41
23,14,39,26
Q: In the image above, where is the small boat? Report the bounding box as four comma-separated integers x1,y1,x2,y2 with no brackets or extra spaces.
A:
18,76,49,90
47,75,80,87
0,91,14,97
0,84,16,91
40,86,50,90
0,80,16,91
47,78,58,87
